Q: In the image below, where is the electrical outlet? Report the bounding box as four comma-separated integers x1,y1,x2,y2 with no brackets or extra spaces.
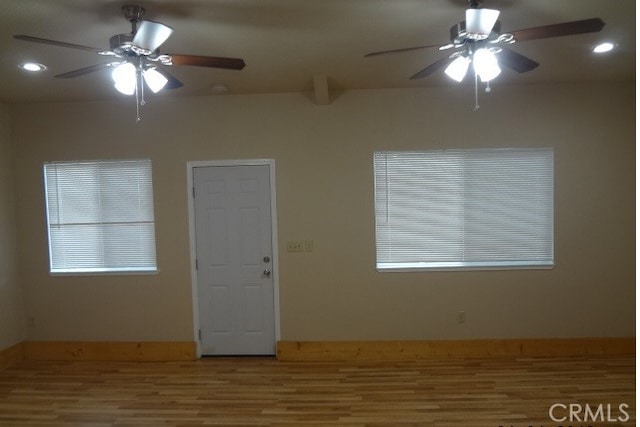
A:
456,311,466,324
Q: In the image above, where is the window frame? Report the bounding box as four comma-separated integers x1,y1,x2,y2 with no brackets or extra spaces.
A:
43,158,159,276
373,148,555,272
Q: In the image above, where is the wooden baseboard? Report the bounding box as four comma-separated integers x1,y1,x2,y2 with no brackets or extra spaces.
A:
277,338,635,361
9,338,634,363
0,342,25,369
23,341,197,362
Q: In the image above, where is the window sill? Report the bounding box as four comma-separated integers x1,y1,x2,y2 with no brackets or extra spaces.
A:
376,261,555,272
49,269,159,277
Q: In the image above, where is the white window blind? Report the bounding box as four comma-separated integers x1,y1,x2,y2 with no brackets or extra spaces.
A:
44,159,157,274
374,148,554,270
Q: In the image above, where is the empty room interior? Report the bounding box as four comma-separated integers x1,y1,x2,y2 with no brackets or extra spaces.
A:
0,0,635,425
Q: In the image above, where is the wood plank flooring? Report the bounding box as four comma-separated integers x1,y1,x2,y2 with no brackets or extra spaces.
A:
0,355,634,426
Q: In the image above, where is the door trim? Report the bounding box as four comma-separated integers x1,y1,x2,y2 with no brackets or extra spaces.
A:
186,159,280,358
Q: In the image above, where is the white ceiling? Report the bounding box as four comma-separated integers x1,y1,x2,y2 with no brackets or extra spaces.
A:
0,0,635,104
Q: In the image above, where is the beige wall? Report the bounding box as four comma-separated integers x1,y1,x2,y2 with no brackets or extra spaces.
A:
0,103,25,350
9,82,635,342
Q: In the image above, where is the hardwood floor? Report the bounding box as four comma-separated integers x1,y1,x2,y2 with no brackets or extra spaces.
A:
0,355,634,426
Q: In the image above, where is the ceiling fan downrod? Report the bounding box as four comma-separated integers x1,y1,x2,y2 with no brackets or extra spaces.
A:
122,5,145,34
108,5,146,55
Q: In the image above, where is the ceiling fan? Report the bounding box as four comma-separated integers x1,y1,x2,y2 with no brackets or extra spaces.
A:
365,0,605,108
14,4,246,121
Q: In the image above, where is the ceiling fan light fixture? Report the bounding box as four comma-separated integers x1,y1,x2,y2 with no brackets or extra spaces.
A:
444,55,471,82
112,62,136,95
143,68,168,93
465,8,500,39
473,48,501,82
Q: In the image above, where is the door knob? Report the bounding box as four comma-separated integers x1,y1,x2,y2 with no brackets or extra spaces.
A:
263,269,271,277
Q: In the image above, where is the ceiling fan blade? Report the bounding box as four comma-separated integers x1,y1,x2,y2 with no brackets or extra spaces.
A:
498,48,539,73
511,18,605,42
13,35,105,53
466,8,500,37
133,20,174,52
155,68,184,89
54,62,120,79
365,43,444,57
169,54,246,70
410,56,452,80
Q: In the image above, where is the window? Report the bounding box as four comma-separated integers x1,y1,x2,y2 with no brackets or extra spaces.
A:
44,159,157,274
374,148,554,271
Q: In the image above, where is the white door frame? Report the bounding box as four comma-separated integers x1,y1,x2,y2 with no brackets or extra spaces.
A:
186,159,280,357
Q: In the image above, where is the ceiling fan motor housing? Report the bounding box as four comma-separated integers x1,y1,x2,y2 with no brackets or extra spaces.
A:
450,20,501,45
109,34,134,55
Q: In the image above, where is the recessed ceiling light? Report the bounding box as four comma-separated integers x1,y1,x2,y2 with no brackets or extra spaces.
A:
19,62,47,72
593,42,615,53
211,83,229,94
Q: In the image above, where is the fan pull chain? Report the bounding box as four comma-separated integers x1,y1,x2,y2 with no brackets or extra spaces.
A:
473,73,480,111
134,64,145,123
134,72,140,123
140,71,146,106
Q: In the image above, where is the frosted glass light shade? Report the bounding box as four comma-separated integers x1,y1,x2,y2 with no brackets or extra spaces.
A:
444,56,471,82
473,48,501,82
143,68,168,93
112,63,136,95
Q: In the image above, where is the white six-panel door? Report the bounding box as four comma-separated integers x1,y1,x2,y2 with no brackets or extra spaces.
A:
193,164,275,355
